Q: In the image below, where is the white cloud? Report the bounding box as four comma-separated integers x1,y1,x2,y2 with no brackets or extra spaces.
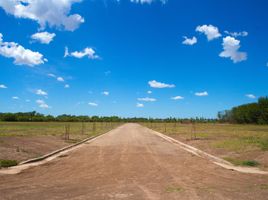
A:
130,0,167,4
137,97,156,102
12,96,19,100
246,94,256,99
136,103,144,108
196,25,221,41
102,91,109,96
182,36,197,45
266,62,268,67
35,89,48,96
219,36,247,63
36,99,50,109
224,31,248,37
31,32,56,44
171,96,184,100
0,33,46,66
0,0,84,31
88,102,98,107
148,80,175,88
48,73,56,78
64,84,70,88
195,91,208,97
57,77,64,82
147,90,152,94
64,47,99,59
0,84,7,89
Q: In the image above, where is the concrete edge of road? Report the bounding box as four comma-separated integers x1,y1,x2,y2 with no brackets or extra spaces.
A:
0,126,122,175
20,135,101,165
147,127,268,175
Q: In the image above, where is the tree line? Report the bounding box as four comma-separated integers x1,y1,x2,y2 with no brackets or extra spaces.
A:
0,111,216,123
2,97,268,124
218,97,268,124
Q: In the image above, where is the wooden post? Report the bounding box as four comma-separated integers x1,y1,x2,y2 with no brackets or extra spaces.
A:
65,124,70,140
191,122,196,140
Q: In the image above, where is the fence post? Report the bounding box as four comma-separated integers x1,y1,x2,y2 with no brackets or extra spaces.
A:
191,122,196,140
65,124,70,140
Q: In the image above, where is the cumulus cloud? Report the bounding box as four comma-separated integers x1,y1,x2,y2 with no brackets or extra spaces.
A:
130,0,167,4
0,84,7,89
88,102,98,107
0,0,84,31
196,25,221,41
64,47,99,59
195,91,208,96
182,36,197,45
57,77,64,82
0,33,46,66
136,103,144,107
64,84,70,88
102,91,109,96
224,31,248,37
35,89,47,96
12,96,19,100
246,94,256,99
36,99,50,109
171,96,184,100
137,97,156,102
148,80,175,88
219,36,247,63
31,32,56,44
147,90,152,94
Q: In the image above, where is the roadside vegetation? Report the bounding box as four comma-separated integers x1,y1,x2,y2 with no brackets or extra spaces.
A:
0,159,18,168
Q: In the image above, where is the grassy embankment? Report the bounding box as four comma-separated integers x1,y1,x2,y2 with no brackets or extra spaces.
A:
142,122,268,168
0,122,122,167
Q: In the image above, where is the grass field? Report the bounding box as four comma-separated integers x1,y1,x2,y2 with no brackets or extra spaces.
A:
142,122,268,169
0,122,121,138
0,122,122,166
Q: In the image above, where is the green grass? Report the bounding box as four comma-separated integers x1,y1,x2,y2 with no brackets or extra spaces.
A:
224,157,260,167
0,122,122,139
143,122,268,153
0,159,18,168
260,184,268,190
165,186,183,193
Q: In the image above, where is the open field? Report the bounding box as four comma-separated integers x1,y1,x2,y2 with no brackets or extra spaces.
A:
0,124,267,200
142,122,268,169
0,122,121,166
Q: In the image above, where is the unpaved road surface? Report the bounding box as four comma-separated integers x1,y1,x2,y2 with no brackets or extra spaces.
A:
0,124,267,200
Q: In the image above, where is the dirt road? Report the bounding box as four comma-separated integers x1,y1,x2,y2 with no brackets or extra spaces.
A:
0,124,267,200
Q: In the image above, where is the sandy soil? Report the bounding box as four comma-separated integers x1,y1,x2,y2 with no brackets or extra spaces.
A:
0,123,267,200
0,136,68,162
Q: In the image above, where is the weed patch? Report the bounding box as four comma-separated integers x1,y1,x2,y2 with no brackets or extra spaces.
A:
0,159,18,168
224,157,260,167
166,186,183,193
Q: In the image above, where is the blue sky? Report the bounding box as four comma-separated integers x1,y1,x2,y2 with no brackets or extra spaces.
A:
0,0,268,118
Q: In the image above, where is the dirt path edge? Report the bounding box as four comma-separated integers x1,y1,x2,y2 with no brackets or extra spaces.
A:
0,128,118,175
146,126,268,175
